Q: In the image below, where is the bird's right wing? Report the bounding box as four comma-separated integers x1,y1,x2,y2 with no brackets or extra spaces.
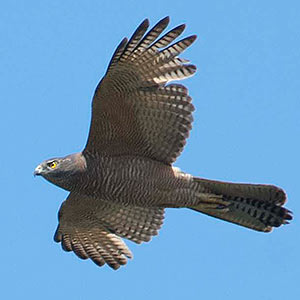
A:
54,192,164,269
84,17,196,165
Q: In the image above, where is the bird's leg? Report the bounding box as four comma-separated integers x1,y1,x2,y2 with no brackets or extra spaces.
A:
192,192,230,211
157,189,230,211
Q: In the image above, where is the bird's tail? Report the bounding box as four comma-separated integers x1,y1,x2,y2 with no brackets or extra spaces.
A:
190,178,292,232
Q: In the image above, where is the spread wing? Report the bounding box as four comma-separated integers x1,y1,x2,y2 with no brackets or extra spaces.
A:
84,17,196,164
54,192,165,269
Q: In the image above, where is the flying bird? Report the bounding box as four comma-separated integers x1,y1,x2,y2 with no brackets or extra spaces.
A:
34,17,292,270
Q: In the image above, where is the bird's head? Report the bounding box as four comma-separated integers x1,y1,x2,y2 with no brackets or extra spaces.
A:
34,153,87,190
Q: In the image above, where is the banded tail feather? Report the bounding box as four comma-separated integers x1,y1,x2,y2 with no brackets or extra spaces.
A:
190,178,292,232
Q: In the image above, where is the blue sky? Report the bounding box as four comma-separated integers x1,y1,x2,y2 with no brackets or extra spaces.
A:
1,0,299,299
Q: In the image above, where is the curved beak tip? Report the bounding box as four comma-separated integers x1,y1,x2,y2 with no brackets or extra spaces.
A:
34,165,42,177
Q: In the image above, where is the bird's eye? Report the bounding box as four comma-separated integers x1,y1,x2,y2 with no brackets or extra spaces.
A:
48,161,58,169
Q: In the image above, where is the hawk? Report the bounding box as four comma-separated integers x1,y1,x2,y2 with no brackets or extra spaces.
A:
34,17,292,269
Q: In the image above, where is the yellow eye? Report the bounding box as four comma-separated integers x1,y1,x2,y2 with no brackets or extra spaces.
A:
48,161,58,169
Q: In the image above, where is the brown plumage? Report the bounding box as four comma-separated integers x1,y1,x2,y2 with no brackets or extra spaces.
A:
34,17,292,270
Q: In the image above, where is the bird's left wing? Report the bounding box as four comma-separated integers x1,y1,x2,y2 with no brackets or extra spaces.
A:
54,192,164,269
84,17,196,164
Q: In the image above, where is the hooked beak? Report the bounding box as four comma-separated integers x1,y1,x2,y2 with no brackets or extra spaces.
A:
34,164,43,176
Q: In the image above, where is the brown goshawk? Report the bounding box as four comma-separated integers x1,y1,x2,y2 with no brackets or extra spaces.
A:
34,17,292,270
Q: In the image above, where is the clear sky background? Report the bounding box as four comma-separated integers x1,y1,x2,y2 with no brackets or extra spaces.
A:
1,1,299,299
